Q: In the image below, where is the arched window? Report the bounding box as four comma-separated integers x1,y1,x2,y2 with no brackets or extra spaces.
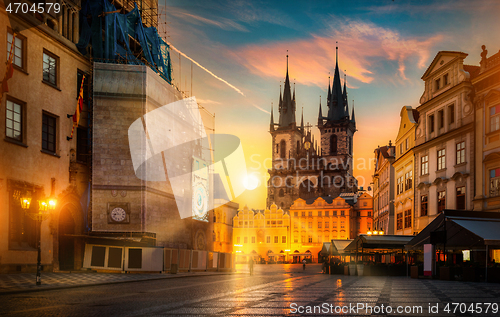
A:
296,141,300,154
280,140,286,159
299,179,314,199
330,134,337,155
279,189,285,197
276,143,279,153
348,136,352,154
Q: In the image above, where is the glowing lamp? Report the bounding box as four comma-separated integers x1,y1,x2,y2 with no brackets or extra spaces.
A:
47,198,57,210
379,230,384,235
367,231,372,235
373,230,378,235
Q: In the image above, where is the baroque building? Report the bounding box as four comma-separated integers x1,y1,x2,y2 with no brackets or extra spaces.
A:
472,45,500,211
413,51,475,232
393,106,419,235
373,142,395,235
267,50,357,211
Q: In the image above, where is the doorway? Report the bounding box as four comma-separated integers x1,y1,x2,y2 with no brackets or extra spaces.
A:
58,207,75,270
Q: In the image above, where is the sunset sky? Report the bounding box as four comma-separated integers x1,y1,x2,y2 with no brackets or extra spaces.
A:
161,0,500,210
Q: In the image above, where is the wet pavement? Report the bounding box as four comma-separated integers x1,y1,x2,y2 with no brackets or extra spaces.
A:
1,264,500,316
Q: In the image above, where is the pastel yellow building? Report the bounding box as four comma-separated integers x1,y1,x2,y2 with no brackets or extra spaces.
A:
232,204,290,263
393,106,419,235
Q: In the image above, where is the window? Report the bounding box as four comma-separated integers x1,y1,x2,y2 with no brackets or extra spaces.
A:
318,211,322,217
301,235,305,243
318,222,322,228
7,30,25,70
340,210,344,216
340,221,345,228
456,186,466,210
282,236,286,243
325,211,329,217
429,115,435,133
301,222,305,229
274,236,278,243
404,210,411,228
308,235,312,243
437,149,446,170
405,138,409,150
271,221,276,225
249,221,253,226
325,222,329,228
456,141,465,165
490,105,500,133
244,221,248,226
301,212,305,217
330,134,337,154
244,237,248,244
421,155,429,175
438,109,444,129
396,213,403,230
42,113,57,153
237,237,240,243
266,236,271,244
438,191,446,213
294,237,298,243
405,171,413,191
251,236,256,243
397,176,404,194
443,74,449,86
5,98,24,142
278,220,282,225
308,222,312,229
435,78,441,90
449,105,455,124
239,221,243,226
294,222,298,229
43,51,58,86
368,211,372,217
308,211,313,217
421,195,428,216
266,221,270,225
333,222,337,228
399,143,403,155
278,189,284,197
332,210,337,216
294,212,298,217
490,168,500,197
9,187,37,250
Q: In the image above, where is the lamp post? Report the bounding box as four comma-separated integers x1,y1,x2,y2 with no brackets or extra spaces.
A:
20,191,56,285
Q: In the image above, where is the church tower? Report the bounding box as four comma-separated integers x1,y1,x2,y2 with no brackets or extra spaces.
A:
268,55,306,209
317,46,357,194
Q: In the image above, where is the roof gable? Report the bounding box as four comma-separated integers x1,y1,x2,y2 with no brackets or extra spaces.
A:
421,51,468,80
395,106,418,142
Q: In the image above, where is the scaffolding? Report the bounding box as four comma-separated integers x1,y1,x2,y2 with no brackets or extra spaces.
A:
77,0,172,83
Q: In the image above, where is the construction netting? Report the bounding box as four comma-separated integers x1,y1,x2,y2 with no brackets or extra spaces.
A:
77,0,172,84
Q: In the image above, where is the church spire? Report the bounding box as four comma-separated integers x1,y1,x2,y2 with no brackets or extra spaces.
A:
327,43,348,122
343,72,349,119
318,96,323,126
300,107,304,131
278,52,296,128
351,100,356,126
270,102,275,131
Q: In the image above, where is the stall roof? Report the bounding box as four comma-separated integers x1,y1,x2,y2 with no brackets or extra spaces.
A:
331,239,353,255
407,210,500,249
344,235,414,252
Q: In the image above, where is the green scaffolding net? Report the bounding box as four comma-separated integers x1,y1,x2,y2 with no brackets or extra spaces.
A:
77,0,172,84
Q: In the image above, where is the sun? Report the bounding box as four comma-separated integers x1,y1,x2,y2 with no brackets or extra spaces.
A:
243,173,259,190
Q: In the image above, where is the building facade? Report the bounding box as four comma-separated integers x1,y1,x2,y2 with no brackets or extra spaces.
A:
472,45,500,212
413,51,475,232
267,52,357,211
373,143,395,234
1,0,91,272
393,106,419,235
232,204,290,262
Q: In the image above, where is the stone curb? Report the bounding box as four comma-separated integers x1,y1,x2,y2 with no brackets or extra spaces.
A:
0,272,238,296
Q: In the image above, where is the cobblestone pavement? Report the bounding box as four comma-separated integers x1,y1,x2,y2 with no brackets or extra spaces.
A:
2,264,500,316
0,271,232,294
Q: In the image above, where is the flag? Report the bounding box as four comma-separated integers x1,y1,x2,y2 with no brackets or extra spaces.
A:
68,74,85,140
0,33,16,100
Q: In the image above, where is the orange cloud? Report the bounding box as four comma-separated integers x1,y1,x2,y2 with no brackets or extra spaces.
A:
232,19,443,88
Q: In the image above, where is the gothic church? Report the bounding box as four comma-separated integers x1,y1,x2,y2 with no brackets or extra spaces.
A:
267,49,358,210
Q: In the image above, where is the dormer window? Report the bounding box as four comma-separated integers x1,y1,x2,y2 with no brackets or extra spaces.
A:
443,74,449,86
435,78,441,91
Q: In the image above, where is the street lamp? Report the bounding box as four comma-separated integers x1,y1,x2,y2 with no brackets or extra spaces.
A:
20,191,56,286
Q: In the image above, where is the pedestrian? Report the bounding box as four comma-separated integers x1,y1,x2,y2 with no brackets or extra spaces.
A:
322,261,327,274
302,258,306,271
248,257,254,275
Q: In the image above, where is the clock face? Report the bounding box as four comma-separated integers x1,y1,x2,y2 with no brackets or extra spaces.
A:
304,142,311,150
110,207,127,222
192,182,208,219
